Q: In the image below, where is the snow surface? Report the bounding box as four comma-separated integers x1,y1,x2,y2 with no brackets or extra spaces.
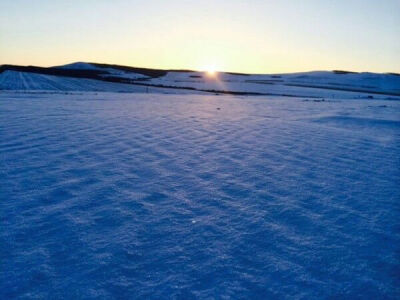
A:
0,71,197,94
150,71,400,98
54,62,101,70
1,92,399,299
55,62,150,80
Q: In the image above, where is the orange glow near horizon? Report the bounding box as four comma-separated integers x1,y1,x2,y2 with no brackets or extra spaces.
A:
205,67,217,77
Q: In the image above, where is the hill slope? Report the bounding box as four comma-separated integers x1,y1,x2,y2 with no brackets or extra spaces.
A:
1,62,399,98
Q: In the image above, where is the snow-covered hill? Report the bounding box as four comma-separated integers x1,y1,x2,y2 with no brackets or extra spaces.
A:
55,62,150,80
55,62,100,70
0,70,200,94
0,70,145,92
149,70,400,98
1,62,399,99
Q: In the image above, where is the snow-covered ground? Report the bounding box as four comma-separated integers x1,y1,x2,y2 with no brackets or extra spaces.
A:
149,70,400,98
0,71,201,94
1,92,399,299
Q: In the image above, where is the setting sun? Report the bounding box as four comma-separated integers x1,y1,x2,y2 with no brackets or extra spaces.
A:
207,70,216,76
204,66,217,77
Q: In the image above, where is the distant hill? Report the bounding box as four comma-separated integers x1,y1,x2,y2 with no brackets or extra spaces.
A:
1,62,399,98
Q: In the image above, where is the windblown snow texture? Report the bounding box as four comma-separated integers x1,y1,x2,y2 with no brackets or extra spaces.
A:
1,92,399,299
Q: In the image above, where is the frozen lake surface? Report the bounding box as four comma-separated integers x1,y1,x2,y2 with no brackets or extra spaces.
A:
1,92,399,299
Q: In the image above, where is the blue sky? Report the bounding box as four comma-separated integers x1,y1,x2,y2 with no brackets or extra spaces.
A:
1,0,399,73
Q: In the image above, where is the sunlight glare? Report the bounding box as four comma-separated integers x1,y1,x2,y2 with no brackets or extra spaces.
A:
204,66,217,77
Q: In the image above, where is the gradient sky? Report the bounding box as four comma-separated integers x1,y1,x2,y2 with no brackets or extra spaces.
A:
1,0,399,73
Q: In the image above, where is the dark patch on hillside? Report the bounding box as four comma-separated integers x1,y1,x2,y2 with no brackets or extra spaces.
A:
90,63,168,78
165,69,195,73
0,63,181,79
285,83,400,96
90,62,197,77
225,72,250,76
0,65,106,79
333,70,358,75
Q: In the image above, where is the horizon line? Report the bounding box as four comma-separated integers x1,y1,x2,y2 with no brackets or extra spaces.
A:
1,61,399,76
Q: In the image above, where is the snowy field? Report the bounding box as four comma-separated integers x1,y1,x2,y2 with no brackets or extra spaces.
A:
0,71,203,94
1,92,399,299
